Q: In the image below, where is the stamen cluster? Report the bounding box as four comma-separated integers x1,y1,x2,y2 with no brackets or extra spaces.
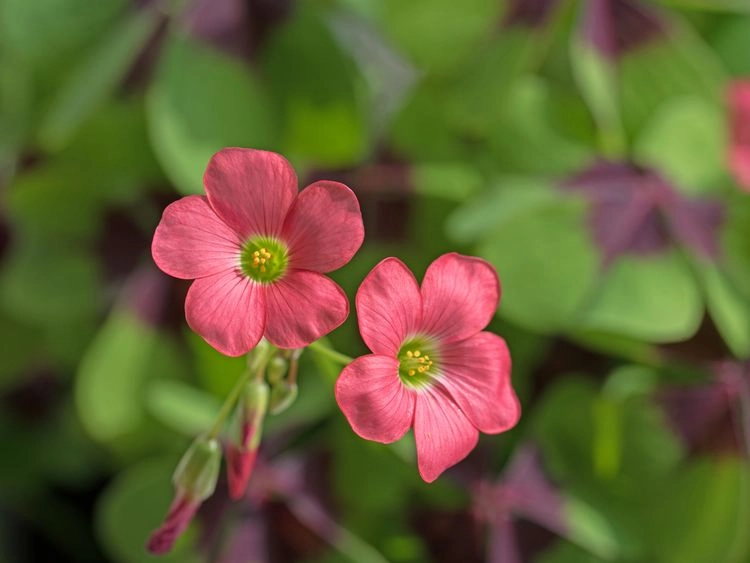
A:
251,248,272,273
403,349,433,376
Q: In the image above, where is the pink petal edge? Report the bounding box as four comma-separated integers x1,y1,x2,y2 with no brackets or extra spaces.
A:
282,180,365,273
413,387,479,482
152,195,242,280
730,149,750,191
419,253,499,344
185,270,266,357
335,354,415,443
438,332,521,434
203,148,298,239
356,257,423,356
263,270,349,348
729,81,750,191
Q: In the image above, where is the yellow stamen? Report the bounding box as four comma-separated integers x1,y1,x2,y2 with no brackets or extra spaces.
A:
249,248,276,270
400,348,434,379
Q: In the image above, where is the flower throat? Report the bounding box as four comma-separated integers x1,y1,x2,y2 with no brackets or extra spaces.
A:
240,237,289,283
397,338,438,388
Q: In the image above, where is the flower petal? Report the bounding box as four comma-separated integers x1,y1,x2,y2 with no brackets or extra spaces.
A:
264,271,348,348
413,388,479,482
438,332,520,434
729,81,750,191
282,181,364,273
185,270,266,356
356,258,422,356
152,195,242,280
420,253,499,343
335,354,415,443
203,148,297,239
730,148,750,191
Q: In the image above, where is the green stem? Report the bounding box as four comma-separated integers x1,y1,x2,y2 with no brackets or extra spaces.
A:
207,345,276,439
307,340,354,365
207,367,251,440
287,354,300,385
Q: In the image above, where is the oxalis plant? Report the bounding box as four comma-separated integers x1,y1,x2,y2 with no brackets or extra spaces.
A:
147,147,521,554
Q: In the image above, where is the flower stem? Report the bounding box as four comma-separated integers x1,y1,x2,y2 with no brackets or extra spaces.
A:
207,368,250,440
307,340,353,365
207,345,276,440
287,353,300,385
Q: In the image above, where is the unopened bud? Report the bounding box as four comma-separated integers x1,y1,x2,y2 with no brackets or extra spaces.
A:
147,436,220,554
247,338,274,373
173,436,221,502
266,355,288,385
237,379,269,450
269,380,298,415
226,379,269,500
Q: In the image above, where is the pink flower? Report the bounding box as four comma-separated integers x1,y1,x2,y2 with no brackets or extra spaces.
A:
152,148,364,356
335,253,521,482
729,81,750,191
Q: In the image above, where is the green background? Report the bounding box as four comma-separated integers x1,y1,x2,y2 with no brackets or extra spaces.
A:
1,0,750,561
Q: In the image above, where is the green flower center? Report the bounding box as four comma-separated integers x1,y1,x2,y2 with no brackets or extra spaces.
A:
240,237,289,283
397,338,439,388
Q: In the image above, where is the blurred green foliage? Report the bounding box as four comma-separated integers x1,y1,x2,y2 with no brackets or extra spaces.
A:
1,0,750,562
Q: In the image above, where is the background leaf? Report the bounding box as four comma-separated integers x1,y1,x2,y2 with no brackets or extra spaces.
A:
478,197,598,332
148,33,277,195
76,308,183,444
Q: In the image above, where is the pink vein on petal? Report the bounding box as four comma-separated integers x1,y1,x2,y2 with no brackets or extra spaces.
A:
185,269,266,356
413,387,479,482
204,148,297,239
152,195,242,279
335,355,415,443
438,332,520,434
356,258,423,356
264,270,349,349
282,181,365,273
420,253,499,344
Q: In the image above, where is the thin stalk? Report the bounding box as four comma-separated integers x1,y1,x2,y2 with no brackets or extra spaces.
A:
287,353,300,385
207,368,251,440
207,346,275,439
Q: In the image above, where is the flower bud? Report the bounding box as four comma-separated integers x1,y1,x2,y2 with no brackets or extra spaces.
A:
269,380,298,415
173,436,221,502
226,379,269,500
266,355,288,385
247,338,274,373
147,436,221,555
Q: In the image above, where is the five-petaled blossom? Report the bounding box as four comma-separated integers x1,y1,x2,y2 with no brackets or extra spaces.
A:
152,148,365,356
335,253,521,482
